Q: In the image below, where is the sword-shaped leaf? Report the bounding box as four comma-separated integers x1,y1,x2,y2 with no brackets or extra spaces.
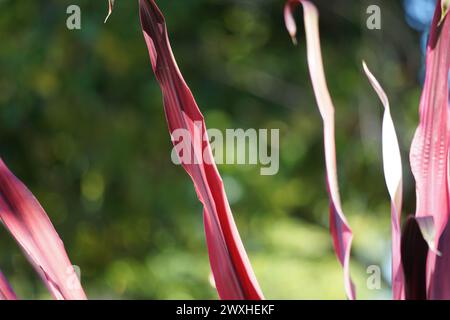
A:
0,159,86,300
362,62,405,300
284,0,355,299
409,0,450,299
139,0,263,300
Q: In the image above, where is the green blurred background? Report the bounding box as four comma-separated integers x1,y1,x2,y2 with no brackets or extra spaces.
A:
0,0,425,299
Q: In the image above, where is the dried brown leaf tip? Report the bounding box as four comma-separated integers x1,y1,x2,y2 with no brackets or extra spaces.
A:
104,0,115,23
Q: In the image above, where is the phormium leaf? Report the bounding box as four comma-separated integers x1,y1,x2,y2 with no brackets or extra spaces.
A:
409,0,450,299
104,0,115,23
139,0,263,300
363,61,405,300
0,159,86,300
284,0,355,300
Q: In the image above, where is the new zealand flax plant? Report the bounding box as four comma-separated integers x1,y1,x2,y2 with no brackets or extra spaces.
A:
0,0,449,300
284,0,450,300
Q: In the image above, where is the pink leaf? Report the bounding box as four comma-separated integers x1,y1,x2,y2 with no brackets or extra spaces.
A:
362,62,405,300
284,0,355,299
0,159,86,300
139,0,263,300
416,216,441,256
408,1,450,299
0,270,17,300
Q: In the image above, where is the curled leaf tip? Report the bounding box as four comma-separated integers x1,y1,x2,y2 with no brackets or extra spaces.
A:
104,0,115,23
290,35,298,46
361,61,369,74
416,216,442,256
284,2,298,45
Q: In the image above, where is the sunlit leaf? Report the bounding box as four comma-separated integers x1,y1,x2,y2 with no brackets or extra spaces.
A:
409,0,450,299
284,0,355,300
139,0,263,300
362,61,405,300
0,159,86,300
104,0,115,23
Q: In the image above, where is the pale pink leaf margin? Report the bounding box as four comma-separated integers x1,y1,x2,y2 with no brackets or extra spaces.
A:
284,0,355,299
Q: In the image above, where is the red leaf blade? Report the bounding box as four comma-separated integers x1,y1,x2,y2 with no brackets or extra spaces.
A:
0,159,86,300
139,0,263,300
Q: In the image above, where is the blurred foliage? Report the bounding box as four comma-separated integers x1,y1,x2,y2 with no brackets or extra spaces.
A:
0,0,425,299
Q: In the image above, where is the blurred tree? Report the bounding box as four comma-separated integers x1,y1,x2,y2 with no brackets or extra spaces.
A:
0,0,425,299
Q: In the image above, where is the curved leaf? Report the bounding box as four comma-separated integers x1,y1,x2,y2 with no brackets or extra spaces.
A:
0,159,86,300
362,62,405,300
139,0,263,300
409,1,450,299
284,0,355,300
